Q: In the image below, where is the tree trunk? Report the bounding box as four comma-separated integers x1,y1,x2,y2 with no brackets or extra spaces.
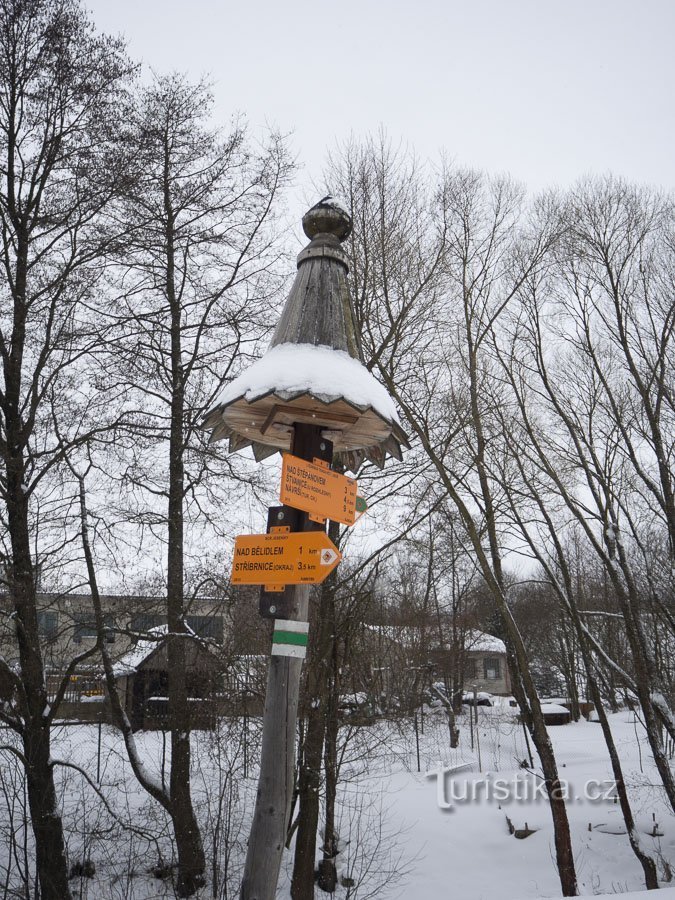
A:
6,439,72,899
12,582,71,898
503,639,578,897
565,549,659,887
562,635,581,722
168,648,206,897
606,563,675,814
23,715,72,899
290,643,326,897
447,704,460,749
291,526,339,899
165,163,206,895
166,433,205,896
169,727,206,897
429,683,459,749
586,663,659,889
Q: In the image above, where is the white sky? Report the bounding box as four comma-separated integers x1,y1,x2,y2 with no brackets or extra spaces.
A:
86,0,675,231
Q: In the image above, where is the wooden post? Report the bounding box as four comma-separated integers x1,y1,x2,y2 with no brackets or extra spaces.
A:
414,712,421,773
470,686,475,751
474,688,483,773
239,423,332,900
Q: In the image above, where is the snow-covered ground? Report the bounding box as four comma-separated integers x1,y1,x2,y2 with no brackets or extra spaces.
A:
1,706,674,898
325,705,675,899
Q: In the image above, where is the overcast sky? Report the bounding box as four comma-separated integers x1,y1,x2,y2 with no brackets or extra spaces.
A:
86,0,674,231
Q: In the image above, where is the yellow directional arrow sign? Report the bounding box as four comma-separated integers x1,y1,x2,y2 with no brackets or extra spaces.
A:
231,531,342,586
280,453,358,525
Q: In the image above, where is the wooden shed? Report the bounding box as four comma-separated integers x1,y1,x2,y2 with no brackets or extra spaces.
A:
539,703,572,726
113,626,222,731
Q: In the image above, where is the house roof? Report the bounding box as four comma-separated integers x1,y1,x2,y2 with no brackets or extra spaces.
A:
112,623,213,677
362,624,506,655
465,629,506,654
112,625,168,676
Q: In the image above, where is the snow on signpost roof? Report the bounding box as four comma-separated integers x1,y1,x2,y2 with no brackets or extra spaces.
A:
211,343,399,424
202,198,408,471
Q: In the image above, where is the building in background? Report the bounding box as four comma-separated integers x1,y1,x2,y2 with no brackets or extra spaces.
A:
0,588,268,727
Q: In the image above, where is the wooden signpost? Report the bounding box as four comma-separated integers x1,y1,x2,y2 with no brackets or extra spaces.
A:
231,530,341,586
205,201,405,900
280,453,358,525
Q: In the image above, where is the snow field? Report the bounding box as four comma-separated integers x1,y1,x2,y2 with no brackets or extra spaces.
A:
1,707,674,898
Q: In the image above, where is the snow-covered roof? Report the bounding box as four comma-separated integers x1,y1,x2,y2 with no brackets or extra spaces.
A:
112,625,167,676
363,624,507,655
464,629,507,654
208,343,399,425
540,703,570,715
112,624,202,677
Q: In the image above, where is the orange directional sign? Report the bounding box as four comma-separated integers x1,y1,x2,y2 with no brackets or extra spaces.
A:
231,531,342,586
280,453,358,525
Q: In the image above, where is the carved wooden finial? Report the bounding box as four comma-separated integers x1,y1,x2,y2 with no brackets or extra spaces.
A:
302,197,352,242
269,198,358,357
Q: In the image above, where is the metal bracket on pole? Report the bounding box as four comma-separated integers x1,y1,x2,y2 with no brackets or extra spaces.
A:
259,505,301,619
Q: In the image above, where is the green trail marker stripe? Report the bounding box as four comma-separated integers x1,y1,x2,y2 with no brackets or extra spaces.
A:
273,630,309,647
356,496,367,513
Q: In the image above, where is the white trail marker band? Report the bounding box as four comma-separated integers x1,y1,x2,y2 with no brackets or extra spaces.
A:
271,619,309,659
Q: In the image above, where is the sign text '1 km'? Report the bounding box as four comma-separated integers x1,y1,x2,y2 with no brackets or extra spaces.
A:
280,453,357,525
231,531,342,586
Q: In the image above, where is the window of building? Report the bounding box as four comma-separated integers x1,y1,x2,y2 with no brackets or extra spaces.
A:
186,615,223,642
37,610,58,640
130,613,166,634
464,657,477,680
484,657,501,680
73,612,114,643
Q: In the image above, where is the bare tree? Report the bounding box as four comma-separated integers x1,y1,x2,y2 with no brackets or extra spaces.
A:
490,425,661,888
102,73,293,895
0,2,132,896
325,138,579,895
498,178,675,816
